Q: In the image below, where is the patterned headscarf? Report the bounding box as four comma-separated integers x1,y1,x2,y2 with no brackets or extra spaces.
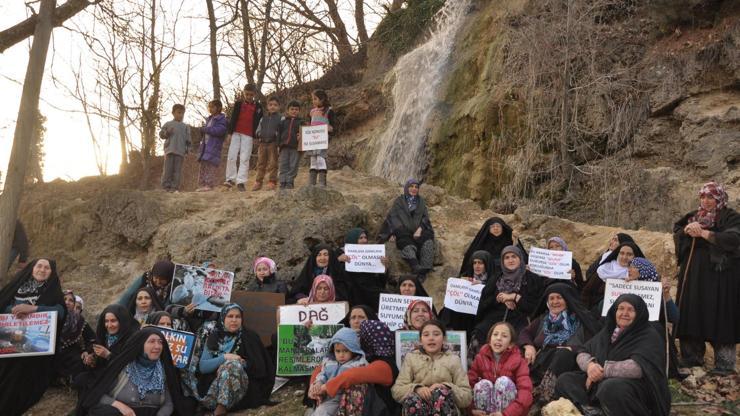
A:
404,179,420,212
127,352,165,400
691,181,729,229
253,257,277,274
629,257,659,282
308,274,336,303
547,236,569,251
403,299,433,329
206,303,244,353
359,320,394,359
496,245,526,293
543,310,580,346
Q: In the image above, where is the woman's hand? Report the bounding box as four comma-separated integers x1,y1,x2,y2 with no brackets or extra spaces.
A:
414,386,432,401
338,254,349,263
684,222,704,238
662,277,671,299
185,302,197,316
570,269,576,279
297,297,310,305
11,303,37,318
380,256,388,266
429,383,446,391
92,344,111,359
304,319,314,330
413,227,422,239
308,382,323,399
112,400,135,416
81,351,96,366
524,345,537,364
586,361,604,385
389,235,396,242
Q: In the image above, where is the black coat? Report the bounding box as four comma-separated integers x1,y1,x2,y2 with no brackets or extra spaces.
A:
459,217,513,276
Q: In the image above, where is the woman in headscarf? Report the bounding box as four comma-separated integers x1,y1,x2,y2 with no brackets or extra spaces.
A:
246,256,287,296
289,243,349,304
340,304,379,331
77,326,189,416
581,233,635,308
307,274,336,304
402,299,436,331
555,294,671,416
473,246,544,345
397,274,438,316
440,250,493,335
118,260,176,307
54,290,97,384
0,258,66,415
146,311,174,328
128,286,165,325
193,304,274,414
596,241,645,282
379,179,436,280
546,237,584,291
339,227,390,311
518,283,601,403
460,217,514,277
674,181,739,375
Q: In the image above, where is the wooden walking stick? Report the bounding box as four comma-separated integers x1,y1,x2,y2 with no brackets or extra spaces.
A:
677,238,696,311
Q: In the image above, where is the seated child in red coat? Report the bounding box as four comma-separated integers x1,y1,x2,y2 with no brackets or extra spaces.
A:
468,322,533,416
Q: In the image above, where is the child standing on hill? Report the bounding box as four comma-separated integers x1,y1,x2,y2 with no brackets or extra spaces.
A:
252,96,282,191
225,84,263,191
277,100,303,190
308,89,336,187
309,327,368,416
197,100,228,192
159,104,190,192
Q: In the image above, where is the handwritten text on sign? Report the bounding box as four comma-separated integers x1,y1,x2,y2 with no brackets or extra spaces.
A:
278,302,348,325
443,278,484,315
378,294,433,331
159,328,196,369
300,125,329,151
601,279,662,321
528,247,573,280
344,244,386,273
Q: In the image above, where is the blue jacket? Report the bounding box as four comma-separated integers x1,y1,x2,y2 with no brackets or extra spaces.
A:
198,113,228,165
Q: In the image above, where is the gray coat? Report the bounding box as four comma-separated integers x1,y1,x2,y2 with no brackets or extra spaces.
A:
159,120,191,156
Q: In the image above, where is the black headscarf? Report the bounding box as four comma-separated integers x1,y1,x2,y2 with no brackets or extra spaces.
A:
340,304,379,328
397,274,431,298
290,243,348,302
459,217,513,275
96,304,139,351
598,241,645,266
0,258,65,313
78,326,188,415
148,260,175,304
145,311,173,326
461,250,494,282
533,283,601,337
127,286,165,319
344,227,368,244
583,294,670,416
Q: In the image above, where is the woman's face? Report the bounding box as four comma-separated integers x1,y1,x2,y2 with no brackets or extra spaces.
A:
224,309,242,333
410,304,431,330
157,316,172,328
617,246,635,267
489,223,503,237
255,263,271,280
472,259,486,276
143,334,164,360
399,280,416,296
407,183,419,197
420,324,444,355
314,282,331,302
700,194,717,211
357,233,369,244
502,252,521,271
316,249,330,268
547,293,567,315
105,313,120,335
64,294,76,311
151,275,169,288
608,235,620,251
548,241,564,251
136,290,153,312
349,308,368,331
615,302,636,329
489,324,512,354
32,259,52,282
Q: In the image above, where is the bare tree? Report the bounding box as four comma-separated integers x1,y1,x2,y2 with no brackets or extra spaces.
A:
206,0,222,100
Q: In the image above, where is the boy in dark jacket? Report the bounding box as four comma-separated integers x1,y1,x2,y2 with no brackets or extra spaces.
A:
225,84,263,191
277,100,303,190
252,96,282,191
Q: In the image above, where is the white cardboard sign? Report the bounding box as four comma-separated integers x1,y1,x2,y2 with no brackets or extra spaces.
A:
300,125,329,151
443,278,484,315
344,244,386,273
277,302,348,325
528,247,573,280
601,279,662,321
378,294,433,331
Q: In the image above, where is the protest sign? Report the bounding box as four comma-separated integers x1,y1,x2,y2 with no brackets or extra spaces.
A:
300,125,329,151
231,291,285,347
443,278,484,315
277,302,348,325
170,264,235,312
378,294,433,331
395,330,467,371
527,247,573,280
0,311,57,358
157,327,195,369
276,324,343,376
601,279,662,321
344,244,386,273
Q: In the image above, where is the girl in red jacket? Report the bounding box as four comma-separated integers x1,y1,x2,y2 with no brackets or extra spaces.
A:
468,322,533,416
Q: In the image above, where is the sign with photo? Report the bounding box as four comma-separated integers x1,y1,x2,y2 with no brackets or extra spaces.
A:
170,264,235,312
0,311,58,358
276,324,343,376
395,330,467,371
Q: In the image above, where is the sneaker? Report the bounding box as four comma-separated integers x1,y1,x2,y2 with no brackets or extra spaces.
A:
237,183,246,192
267,181,277,191
252,182,262,191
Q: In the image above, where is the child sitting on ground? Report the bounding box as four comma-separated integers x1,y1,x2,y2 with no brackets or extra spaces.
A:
309,327,368,416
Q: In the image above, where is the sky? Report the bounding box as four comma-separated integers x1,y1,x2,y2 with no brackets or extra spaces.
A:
0,1,382,183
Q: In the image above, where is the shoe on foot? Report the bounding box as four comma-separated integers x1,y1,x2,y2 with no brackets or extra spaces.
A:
267,181,277,190
223,180,235,188
237,183,246,192
252,182,262,191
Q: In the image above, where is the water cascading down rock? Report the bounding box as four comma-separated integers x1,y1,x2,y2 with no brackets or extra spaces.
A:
371,0,472,183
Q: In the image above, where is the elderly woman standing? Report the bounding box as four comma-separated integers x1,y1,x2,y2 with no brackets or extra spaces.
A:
379,179,436,280
674,182,740,375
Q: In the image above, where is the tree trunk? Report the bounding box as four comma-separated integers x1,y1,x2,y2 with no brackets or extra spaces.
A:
0,0,56,285
354,0,368,45
206,0,221,101
0,0,95,53
324,0,353,63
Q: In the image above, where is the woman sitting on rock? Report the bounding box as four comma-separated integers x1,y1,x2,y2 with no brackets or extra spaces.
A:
379,179,436,280
77,327,188,416
580,233,634,309
246,256,287,297
118,260,176,308
338,227,389,312
546,237,584,291
402,299,436,331
0,258,66,416
306,274,337,304
440,250,492,336
128,286,165,326
54,290,97,385
518,283,600,403
555,294,670,416
460,217,514,277
596,241,645,282
290,244,350,304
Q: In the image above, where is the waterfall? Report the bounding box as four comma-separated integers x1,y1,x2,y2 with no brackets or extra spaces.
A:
371,0,471,183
